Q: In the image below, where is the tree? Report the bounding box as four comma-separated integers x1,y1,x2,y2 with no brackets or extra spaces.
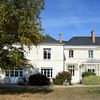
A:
0,0,44,69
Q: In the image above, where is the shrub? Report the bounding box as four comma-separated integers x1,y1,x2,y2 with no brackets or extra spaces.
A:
53,71,72,85
82,72,96,78
82,76,100,85
17,77,27,86
28,74,50,86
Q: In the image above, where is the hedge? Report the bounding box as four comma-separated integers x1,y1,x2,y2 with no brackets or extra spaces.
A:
82,72,96,78
82,76,100,85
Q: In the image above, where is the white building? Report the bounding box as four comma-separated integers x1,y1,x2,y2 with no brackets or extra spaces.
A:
64,31,100,83
24,36,64,80
0,31,100,84
0,35,64,83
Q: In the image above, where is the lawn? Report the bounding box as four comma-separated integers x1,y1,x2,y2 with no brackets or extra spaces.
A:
0,84,100,100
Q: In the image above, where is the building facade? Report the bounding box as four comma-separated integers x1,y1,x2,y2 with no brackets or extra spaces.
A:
24,37,64,80
64,31,100,83
0,31,100,84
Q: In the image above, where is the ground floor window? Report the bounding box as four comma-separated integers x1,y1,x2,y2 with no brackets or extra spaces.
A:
88,69,95,72
5,69,23,78
87,65,95,73
68,65,75,76
41,68,53,78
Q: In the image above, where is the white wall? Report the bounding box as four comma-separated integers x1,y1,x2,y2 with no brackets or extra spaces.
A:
64,46,100,60
24,44,64,78
64,45,100,83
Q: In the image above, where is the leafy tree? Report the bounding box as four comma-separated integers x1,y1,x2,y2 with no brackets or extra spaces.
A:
0,0,44,69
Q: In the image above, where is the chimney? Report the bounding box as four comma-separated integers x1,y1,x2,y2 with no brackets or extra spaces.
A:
91,30,95,43
59,32,62,43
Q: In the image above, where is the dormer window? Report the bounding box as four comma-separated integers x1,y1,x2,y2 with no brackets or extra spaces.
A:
88,50,93,58
69,50,74,58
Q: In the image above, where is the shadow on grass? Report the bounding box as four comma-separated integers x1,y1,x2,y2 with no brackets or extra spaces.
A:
0,84,53,95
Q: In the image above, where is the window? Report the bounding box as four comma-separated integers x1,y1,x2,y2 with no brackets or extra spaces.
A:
19,70,23,77
87,65,95,73
88,50,93,58
68,65,75,76
5,69,23,78
10,71,14,77
43,48,51,59
41,68,53,78
88,69,95,72
15,70,18,77
69,50,74,58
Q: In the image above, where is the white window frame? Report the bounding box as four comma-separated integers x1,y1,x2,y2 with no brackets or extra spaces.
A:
69,50,74,58
88,50,93,58
68,65,75,76
5,69,23,78
41,68,53,78
43,48,51,59
88,69,95,72
87,65,95,73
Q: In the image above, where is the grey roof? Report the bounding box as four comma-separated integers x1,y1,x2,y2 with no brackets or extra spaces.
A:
41,36,60,44
66,37,100,46
62,41,67,44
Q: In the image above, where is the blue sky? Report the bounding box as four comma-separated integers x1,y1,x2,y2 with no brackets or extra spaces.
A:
41,0,100,40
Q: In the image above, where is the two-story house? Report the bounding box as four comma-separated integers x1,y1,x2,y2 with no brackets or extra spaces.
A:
25,36,64,81
64,31,100,83
0,31,100,84
0,35,64,83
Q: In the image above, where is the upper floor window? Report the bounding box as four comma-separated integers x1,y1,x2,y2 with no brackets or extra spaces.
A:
88,50,93,58
43,48,51,59
69,50,74,58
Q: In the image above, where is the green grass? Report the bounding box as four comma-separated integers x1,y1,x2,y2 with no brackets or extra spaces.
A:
82,76,100,85
0,84,52,94
0,84,100,100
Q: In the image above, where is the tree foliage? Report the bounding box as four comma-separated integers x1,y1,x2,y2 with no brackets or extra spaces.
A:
53,71,72,85
0,0,44,69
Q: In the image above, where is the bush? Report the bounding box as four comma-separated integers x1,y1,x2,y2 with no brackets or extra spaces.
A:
82,72,96,78
53,71,72,85
82,76,100,85
28,74,50,86
17,77,27,86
